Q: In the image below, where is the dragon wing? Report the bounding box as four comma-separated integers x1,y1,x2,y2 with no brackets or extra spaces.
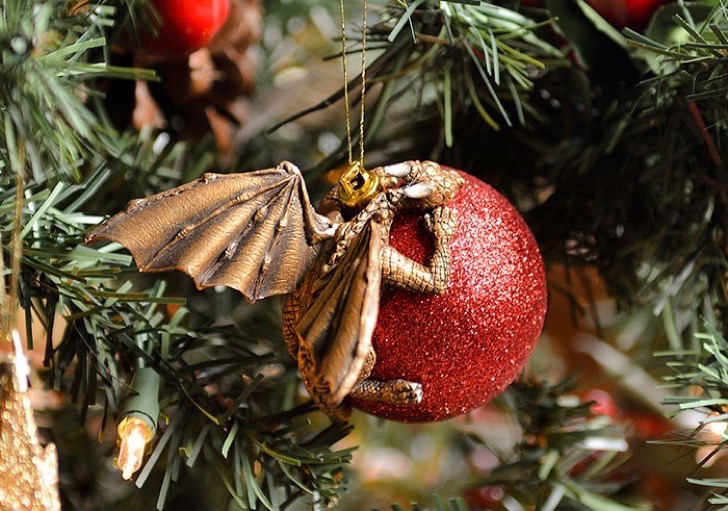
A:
294,219,383,406
85,161,332,302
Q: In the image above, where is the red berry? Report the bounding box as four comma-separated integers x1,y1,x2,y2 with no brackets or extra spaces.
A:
137,0,231,57
587,0,668,30
350,170,548,422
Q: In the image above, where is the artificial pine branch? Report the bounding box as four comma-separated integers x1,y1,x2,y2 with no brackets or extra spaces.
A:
0,0,154,183
463,380,646,511
366,0,562,135
358,0,557,138
270,0,563,176
657,322,728,508
333,378,641,510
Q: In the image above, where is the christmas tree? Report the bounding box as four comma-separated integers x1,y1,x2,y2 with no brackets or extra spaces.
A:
1,0,727,509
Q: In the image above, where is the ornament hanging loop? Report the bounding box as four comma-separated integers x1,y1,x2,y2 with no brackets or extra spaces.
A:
337,160,380,209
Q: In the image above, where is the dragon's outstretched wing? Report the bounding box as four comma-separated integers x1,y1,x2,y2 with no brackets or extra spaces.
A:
86,161,332,302
295,220,383,408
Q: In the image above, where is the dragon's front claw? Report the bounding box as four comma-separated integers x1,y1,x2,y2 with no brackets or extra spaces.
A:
424,206,458,243
383,161,413,178
350,378,424,406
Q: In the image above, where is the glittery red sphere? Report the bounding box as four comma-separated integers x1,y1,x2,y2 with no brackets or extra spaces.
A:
350,170,547,422
137,0,230,57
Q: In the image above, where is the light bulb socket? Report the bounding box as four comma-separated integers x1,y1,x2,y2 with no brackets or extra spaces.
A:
119,366,160,434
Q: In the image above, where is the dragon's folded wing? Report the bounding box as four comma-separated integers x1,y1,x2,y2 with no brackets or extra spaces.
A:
295,220,383,406
86,161,331,302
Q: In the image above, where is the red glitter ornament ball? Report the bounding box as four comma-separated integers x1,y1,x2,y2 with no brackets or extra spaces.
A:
136,0,231,57
350,170,547,422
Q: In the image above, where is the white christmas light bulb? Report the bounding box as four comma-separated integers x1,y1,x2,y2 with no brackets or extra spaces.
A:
117,416,153,480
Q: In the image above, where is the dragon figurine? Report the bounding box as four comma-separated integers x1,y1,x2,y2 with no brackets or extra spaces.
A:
86,160,464,421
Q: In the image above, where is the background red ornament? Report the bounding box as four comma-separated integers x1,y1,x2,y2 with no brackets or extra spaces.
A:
587,0,668,30
351,171,548,422
136,0,231,57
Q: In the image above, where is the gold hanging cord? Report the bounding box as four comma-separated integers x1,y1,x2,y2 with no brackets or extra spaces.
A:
338,0,380,210
339,0,368,165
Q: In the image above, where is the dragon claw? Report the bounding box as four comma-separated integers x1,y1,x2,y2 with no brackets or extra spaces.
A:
424,206,457,241
403,182,433,199
350,378,424,406
383,161,412,178
392,380,424,405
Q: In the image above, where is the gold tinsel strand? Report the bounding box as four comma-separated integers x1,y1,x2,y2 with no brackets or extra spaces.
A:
0,342,60,511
